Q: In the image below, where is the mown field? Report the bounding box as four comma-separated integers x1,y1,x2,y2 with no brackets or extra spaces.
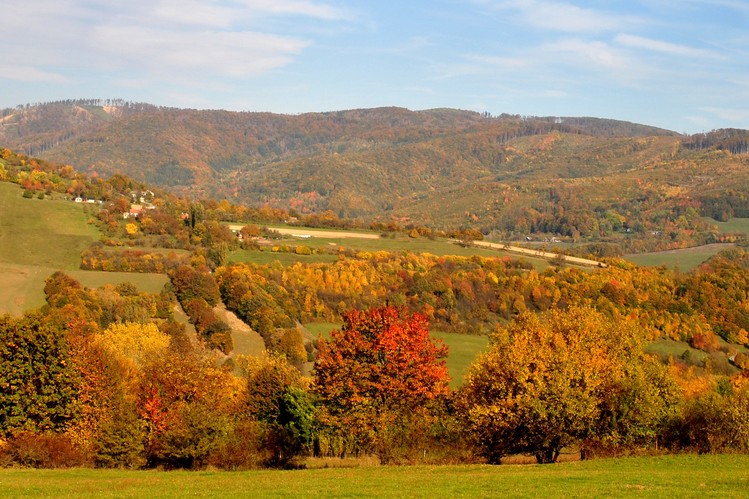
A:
624,243,732,271
624,216,749,271
229,229,551,270
2,454,747,498
0,182,99,269
704,216,749,234
0,182,167,316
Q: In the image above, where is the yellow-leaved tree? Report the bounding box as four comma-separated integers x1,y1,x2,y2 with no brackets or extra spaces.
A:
95,322,170,368
457,306,679,464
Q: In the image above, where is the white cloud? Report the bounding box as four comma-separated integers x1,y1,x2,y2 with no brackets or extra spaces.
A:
235,0,348,20
540,39,630,70
700,107,749,123
92,26,309,77
147,0,237,28
0,65,69,84
615,34,720,59
0,0,346,86
678,0,749,13
465,54,531,69
538,89,568,98
475,0,642,33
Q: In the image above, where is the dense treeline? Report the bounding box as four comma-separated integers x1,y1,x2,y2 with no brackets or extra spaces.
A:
0,100,165,157
5,101,745,254
214,248,749,349
5,142,749,255
682,129,749,155
80,245,189,273
2,284,749,469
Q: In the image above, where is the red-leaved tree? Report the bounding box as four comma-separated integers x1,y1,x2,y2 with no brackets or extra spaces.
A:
313,306,450,461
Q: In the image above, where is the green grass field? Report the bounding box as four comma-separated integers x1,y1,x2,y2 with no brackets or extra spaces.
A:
645,338,710,364
1,454,747,498
0,182,168,316
0,182,100,269
432,331,490,387
624,243,731,271
703,216,749,234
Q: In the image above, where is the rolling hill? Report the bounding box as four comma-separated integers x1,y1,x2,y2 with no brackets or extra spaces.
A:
2,100,749,250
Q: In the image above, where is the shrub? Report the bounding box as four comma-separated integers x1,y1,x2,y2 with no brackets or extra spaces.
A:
208,331,234,354
92,401,147,469
207,419,270,470
0,432,90,468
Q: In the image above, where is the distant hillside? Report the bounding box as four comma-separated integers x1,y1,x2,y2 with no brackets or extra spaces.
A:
4,100,749,250
0,99,163,156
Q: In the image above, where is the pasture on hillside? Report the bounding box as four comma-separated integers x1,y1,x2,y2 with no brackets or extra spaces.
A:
229,229,551,270
2,454,747,498
0,182,99,269
0,182,167,315
624,243,732,271
703,216,749,234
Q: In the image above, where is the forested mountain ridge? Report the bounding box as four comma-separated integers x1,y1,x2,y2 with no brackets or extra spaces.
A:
2,100,748,251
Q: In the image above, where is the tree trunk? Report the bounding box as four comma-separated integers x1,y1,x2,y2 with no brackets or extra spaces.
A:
535,446,560,464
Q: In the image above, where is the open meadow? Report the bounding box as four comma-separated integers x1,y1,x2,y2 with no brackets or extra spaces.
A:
703,216,749,234
0,182,168,315
625,217,749,271
228,224,553,270
624,243,732,271
1,454,747,498
0,182,99,269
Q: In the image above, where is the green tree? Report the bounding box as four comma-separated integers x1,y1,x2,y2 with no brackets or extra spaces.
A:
0,313,81,436
243,354,314,467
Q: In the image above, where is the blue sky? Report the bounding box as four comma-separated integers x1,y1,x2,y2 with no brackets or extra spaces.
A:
2,0,747,133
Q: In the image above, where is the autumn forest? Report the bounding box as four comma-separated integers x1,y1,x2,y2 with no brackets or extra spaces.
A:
1,102,749,470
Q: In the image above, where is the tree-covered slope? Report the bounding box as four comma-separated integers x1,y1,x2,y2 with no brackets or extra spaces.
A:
4,101,748,249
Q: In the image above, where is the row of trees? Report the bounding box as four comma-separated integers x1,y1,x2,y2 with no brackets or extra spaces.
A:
214,248,749,350
3,297,749,468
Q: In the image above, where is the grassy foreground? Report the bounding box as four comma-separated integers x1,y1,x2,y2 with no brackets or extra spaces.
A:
1,454,747,498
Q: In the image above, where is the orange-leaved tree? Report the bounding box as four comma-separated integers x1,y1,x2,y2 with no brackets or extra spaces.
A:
313,306,450,461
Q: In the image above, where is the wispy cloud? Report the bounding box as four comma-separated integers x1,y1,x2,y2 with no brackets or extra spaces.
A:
0,65,69,84
474,0,643,33
92,26,309,77
1,0,346,84
700,106,749,123
615,34,720,59
235,0,349,20
541,39,630,70
677,0,749,14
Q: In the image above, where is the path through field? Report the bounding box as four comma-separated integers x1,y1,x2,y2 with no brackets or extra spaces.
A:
228,222,606,267
213,303,266,358
465,241,606,268
227,225,380,239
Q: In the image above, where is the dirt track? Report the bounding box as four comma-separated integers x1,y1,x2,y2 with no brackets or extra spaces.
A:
227,223,605,267
228,225,380,239
468,241,606,268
